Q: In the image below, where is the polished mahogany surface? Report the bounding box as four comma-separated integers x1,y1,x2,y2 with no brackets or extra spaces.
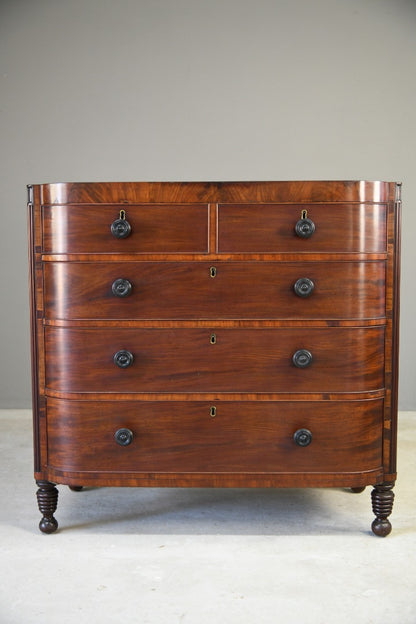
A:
46,398,383,474
39,180,396,205
43,261,386,321
28,180,401,535
217,204,387,253
45,326,385,394
43,204,210,254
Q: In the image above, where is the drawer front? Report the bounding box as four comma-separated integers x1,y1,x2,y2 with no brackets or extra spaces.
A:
45,327,385,394
44,261,385,320
42,204,209,253
46,398,383,473
217,204,387,253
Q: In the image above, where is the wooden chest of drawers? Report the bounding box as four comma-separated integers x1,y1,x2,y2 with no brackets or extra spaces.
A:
28,181,401,535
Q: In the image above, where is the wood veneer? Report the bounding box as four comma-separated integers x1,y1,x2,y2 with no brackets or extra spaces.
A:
28,180,401,535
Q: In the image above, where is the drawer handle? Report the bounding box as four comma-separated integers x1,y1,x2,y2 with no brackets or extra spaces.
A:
114,428,134,446
292,349,313,368
295,213,315,239
293,277,315,298
112,278,132,298
111,210,132,239
293,428,312,447
113,349,134,368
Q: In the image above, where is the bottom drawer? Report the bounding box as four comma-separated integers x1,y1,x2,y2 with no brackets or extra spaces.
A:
46,398,383,474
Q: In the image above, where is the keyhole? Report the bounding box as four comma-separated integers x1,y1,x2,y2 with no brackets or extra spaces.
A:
210,406,217,417
301,209,308,219
210,266,217,278
210,333,217,344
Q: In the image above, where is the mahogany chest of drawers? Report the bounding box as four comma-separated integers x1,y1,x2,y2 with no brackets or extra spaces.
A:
28,181,401,535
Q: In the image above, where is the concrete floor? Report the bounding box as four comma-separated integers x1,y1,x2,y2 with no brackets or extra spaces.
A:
0,410,415,624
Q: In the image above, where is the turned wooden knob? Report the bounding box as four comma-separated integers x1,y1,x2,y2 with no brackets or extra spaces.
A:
114,428,134,446
111,217,131,239
294,277,315,298
295,217,315,239
111,278,132,297
294,429,313,447
113,350,134,368
292,349,313,368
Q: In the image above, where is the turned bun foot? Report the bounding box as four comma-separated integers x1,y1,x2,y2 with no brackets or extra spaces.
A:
371,482,395,537
36,480,59,534
351,486,366,493
69,486,83,492
371,518,392,537
39,516,59,534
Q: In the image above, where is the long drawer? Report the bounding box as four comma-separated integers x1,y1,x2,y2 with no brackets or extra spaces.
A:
46,398,383,473
217,203,387,253
42,204,209,253
44,261,386,320
45,327,385,394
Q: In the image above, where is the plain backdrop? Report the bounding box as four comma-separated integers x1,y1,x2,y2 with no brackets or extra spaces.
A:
1,0,415,409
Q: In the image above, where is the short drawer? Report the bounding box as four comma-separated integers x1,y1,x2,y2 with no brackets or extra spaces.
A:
217,203,387,253
42,204,209,253
45,326,385,394
46,398,383,474
44,261,386,321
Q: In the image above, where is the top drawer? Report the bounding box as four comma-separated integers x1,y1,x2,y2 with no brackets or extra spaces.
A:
42,204,209,254
217,204,387,253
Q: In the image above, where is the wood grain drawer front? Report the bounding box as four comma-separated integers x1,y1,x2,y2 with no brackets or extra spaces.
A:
46,398,383,474
44,261,386,321
217,204,387,253
42,204,209,253
45,327,385,394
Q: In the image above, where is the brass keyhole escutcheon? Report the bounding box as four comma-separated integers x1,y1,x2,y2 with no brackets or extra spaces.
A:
210,333,217,344
210,406,217,418
210,266,217,278
301,209,308,220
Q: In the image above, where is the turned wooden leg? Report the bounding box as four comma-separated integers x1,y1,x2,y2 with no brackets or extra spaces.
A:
36,480,59,534
371,482,395,537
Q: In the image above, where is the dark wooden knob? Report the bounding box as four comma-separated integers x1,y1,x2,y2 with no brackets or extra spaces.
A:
114,428,133,446
294,277,315,298
113,350,134,368
292,349,313,368
294,428,312,447
295,217,315,238
111,217,131,239
112,278,132,297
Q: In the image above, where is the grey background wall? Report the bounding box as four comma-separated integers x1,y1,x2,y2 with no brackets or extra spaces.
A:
1,0,415,409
